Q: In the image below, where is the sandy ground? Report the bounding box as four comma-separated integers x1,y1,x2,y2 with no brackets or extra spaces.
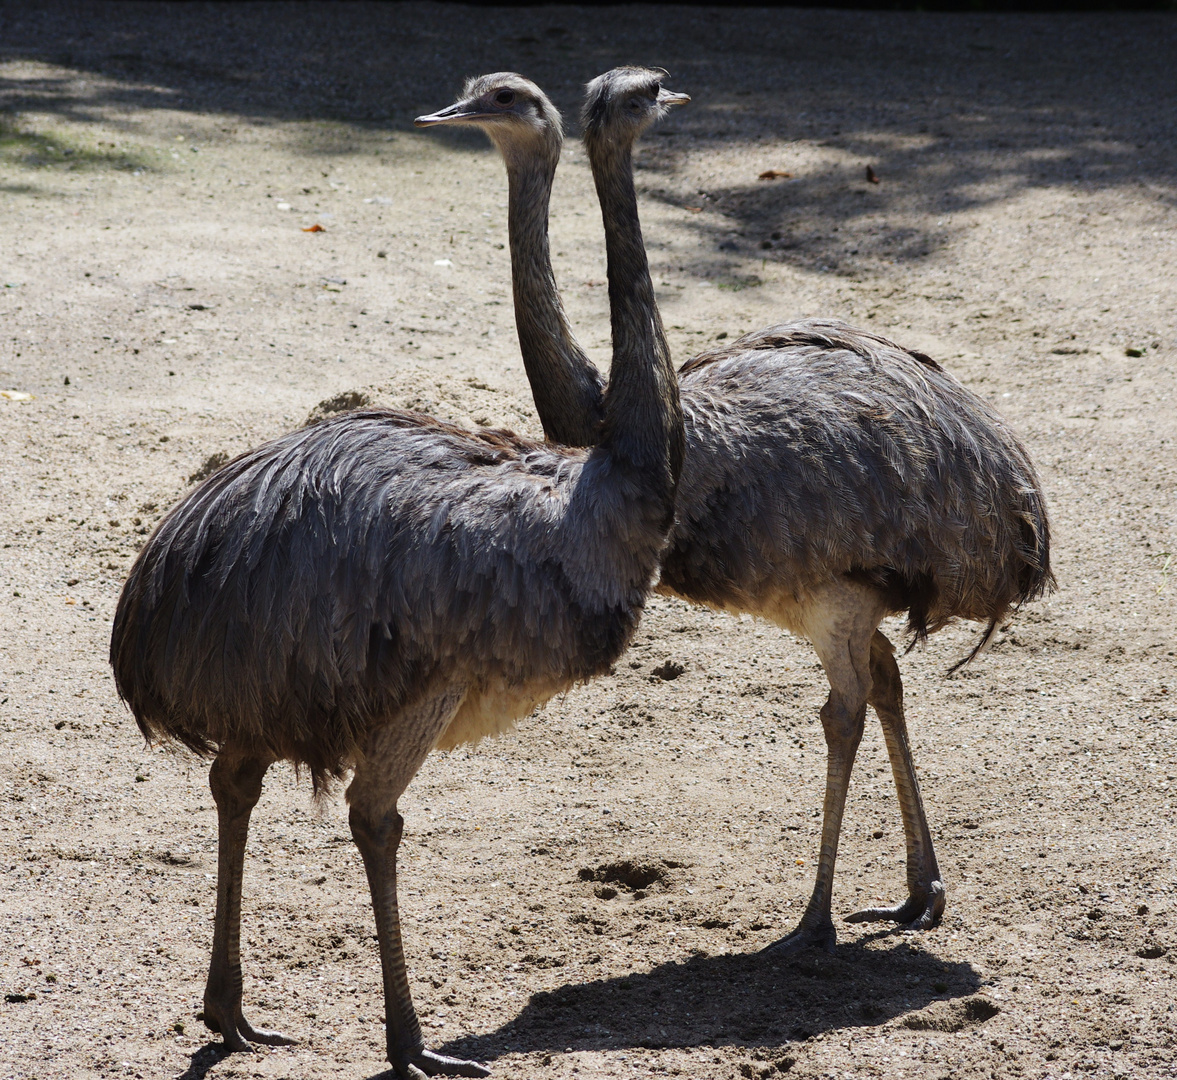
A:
1,3,1176,1079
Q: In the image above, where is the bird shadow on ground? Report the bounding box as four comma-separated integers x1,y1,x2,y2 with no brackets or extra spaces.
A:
173,1042,231,1080
429,934,983,1067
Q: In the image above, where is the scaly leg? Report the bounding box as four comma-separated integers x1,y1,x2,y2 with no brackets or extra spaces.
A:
763,687,867,954
764,594,876,955
349,807,487,1078
347,691,487,1078
846,631,945,930
203,750,294,1051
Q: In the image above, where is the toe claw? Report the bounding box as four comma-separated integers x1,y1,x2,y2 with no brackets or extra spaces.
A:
204,1008,294,1053
760,921,836,956
219,1027,255,1054
903,906,940,932
238,1019,297,1046
403,1049,490,1078
203,1010,250,1054
846,883,945,930
845,903,910,925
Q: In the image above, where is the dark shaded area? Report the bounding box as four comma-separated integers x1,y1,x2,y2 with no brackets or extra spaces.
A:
174,1042,230,1080
1,2,1173,283
458,0,1175,8
428,938,983,1063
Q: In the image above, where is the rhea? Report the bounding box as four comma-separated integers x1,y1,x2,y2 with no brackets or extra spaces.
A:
110,78,688,1077
416,70,1052,953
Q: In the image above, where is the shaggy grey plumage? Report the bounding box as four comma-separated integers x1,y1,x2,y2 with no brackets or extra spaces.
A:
113,417,668,780
669,321,1049,641
110,78,684,1078
419,68,1052,955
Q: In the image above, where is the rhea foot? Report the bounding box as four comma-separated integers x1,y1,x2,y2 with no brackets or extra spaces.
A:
845,879,945,931
390,1047,490,1079
203,1003,296,1053
760,917,836,956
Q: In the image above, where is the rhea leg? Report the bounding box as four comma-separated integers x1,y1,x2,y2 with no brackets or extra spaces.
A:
347,692,488,1079
764,592,877,955
203,750,293,1051
846,630,945,929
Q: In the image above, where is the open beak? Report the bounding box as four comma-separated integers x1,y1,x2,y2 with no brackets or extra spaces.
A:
658,89,691,108
413,100,490,127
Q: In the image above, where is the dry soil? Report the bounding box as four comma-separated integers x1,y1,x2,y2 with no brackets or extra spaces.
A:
1,4,1175,1080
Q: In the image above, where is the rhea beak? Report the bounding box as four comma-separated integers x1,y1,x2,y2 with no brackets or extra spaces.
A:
414,100,491,127
657,89,691,108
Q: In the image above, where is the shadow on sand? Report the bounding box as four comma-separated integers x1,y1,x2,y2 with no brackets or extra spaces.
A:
174,1042,231,1080
424,933,984,1067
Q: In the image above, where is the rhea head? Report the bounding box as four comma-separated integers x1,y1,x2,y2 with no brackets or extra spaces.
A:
581,67,690,156
414,72,563,169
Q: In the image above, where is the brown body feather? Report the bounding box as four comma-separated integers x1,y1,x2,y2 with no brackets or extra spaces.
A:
111,409,671,789
664,319,1052,646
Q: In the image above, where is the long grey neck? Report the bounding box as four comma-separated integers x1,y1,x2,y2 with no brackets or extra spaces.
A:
506,159,606,447
588,138,684,500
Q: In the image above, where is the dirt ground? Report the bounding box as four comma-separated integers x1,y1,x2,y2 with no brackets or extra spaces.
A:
1,3,1175,1079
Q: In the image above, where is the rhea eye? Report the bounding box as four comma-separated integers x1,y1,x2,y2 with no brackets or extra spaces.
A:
494,89,515,106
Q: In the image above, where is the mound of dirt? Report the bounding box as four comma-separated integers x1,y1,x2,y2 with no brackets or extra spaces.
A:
902,995,1001,1032
578,858,686,895
305,366,543,438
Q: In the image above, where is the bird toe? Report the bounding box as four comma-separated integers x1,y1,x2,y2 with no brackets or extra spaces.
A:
400,1048,490,1078
238,1017,297,1046
847,882,945,929
760,920,837,956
